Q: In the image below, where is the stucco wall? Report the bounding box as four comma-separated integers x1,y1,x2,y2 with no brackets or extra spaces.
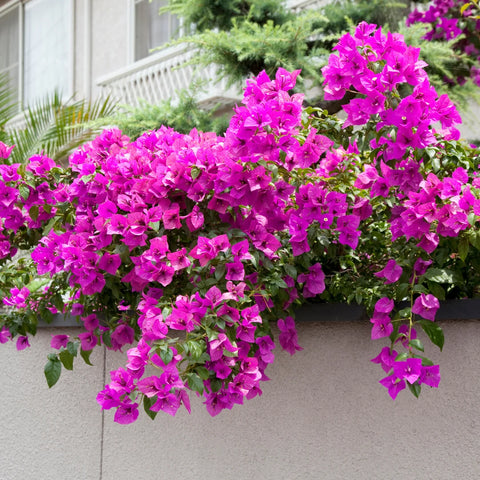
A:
459,102,480,142
1,312,479,480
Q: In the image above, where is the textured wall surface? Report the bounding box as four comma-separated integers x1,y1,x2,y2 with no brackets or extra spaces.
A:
0,315,479,480
0,328,104,479
89,0,129,97
459,102,480,142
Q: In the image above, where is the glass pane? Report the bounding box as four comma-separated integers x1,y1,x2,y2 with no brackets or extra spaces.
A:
23,0,71,106
0,6,20,105
135,0,180,61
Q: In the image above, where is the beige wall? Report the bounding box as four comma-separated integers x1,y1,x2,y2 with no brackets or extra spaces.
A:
89,0,129,97
70,0,129,100
459,102,480,142
1,317,479,480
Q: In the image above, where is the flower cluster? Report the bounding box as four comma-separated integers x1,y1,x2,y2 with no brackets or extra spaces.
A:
0,23,479,423
407,0,480,86
322,22,480,398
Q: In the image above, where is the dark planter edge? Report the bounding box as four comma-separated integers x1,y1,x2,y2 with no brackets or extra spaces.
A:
295,298,480,323
37,298,480,328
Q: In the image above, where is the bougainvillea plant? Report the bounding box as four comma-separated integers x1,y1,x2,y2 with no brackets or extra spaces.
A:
0,22,479,423
407,0,480,86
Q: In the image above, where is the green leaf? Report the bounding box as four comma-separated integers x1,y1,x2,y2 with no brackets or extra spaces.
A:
44,356,61,388
186,373,205,394
469,229,480,250
39,308,54,324
458,235,470,262
355,292,363,305
58,349,74,371
419,320,444,351
283,264,297,279
423,268,460,284
42,217,57,236
394,352,408,362
190,166,200,179
468,212,477,228
412,284,428,293
205,326,218,341
250,251,259,269
273,277,288,289
427,281,446,301
25,277,50,293
195,366,210,380
159,346,173,365
409,338,424,352
407,382,421,398
417,355,435,366
398,307,411,318
460,2,472,14
102,330,112,348
80,348,94,366
18,184,30,200
186,340,203,360
29,205,39,221
143,395,158,420
394,283,409,301
214,263,226,281
149,221,160,232
210,378,222,393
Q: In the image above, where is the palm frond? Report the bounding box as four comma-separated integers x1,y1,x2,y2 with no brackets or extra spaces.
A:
8,92,117,165
0,72,19,139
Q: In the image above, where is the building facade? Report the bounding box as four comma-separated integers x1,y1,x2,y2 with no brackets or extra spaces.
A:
0,0,324,114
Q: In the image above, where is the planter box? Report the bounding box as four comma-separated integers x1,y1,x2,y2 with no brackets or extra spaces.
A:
295,299,480,322
38,298,480,328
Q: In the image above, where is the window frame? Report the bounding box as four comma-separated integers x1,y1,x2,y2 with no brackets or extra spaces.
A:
127,0,184,64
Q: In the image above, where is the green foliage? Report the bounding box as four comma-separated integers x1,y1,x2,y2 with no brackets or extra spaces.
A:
161,0,476,111
90,88,230,139
0,71,117,165
163,0,293,32
44,354,62,388
0,73,17,143
173,10,329,94
7,92,116,165
400,23,479,107
418,320,445,351
321,0,410,36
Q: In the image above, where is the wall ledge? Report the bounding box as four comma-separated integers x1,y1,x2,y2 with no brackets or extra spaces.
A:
295,298,480,322
37,298,480,328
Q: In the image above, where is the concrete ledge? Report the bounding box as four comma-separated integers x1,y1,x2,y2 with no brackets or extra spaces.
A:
295,298,480,322
38,313,80,328
36,298,480,328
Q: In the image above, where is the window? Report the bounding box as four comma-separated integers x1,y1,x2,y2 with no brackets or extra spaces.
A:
0,3,20,110
23,0,72,106
0,0,72,109
134,0,181,62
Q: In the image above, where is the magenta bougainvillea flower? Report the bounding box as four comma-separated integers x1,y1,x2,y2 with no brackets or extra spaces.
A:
379,375,406,400
374,259,403,284
418,365,441,388
277,317,303,355
393,358,422,384
371,347,398,373
412,294,440,321
50,335,69,350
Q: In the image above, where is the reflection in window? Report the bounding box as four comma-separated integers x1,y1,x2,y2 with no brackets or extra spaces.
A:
23,0,71,106
135,0,180,61
0,5,20,110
